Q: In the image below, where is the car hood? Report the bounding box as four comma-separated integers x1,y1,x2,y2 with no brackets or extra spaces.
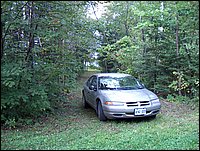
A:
100,89,158,102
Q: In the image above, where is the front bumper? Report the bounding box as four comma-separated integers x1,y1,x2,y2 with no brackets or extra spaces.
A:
102,103,161,119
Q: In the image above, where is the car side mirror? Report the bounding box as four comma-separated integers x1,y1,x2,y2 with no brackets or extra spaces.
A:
90,85,97,91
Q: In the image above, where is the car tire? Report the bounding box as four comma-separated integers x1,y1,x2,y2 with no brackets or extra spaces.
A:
150,115,156,119
82,93,89,108
97,101,107,121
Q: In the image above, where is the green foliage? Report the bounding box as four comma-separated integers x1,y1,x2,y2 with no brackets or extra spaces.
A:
167,94,188,103
96,1,199,100
97,36,140,74
97,44,118,72
1,63,50,125
4,118,16,129
1,1,94,126
168,71,190,95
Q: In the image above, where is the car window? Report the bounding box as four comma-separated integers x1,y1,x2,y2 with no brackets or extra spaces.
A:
86,76,93,87
87,76,97,89
91,77,97,87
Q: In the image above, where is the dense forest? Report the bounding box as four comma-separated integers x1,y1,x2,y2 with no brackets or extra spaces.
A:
1,1,199,127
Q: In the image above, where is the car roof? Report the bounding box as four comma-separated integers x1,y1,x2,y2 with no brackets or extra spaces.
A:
92,73,131,78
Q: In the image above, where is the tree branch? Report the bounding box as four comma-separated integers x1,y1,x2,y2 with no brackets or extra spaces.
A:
1,1,29,60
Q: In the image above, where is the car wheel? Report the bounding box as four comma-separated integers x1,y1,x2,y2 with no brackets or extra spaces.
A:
82,93,89,108
97,101,107,121
149,115,156,119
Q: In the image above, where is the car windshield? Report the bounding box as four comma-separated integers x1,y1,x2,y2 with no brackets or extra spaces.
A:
98,76,144,90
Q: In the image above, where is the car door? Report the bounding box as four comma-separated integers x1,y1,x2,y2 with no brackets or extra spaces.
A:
86,75,98,109
84,76,93,103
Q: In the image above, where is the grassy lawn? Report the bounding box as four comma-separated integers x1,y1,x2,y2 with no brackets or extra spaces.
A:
1,71,199,150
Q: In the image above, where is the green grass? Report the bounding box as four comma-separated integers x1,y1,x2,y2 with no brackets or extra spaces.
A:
1,71,199,150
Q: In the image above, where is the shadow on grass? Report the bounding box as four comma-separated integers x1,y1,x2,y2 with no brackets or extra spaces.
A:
104,116,158,124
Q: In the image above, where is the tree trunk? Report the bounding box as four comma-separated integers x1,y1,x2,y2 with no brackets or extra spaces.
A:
175,5,182,96
25,1,35,68
124,1,129,36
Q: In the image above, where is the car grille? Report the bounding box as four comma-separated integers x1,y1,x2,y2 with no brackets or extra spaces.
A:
126,101,150,107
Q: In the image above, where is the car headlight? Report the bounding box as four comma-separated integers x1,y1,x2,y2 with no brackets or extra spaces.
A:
150,98,159,101
104,101,124,106
150,98,160,105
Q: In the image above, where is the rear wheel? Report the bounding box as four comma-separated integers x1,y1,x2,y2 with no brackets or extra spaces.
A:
97,101,107,121
82,93,89,108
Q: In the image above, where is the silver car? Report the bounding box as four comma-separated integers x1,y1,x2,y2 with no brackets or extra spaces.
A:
82,73,161,121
